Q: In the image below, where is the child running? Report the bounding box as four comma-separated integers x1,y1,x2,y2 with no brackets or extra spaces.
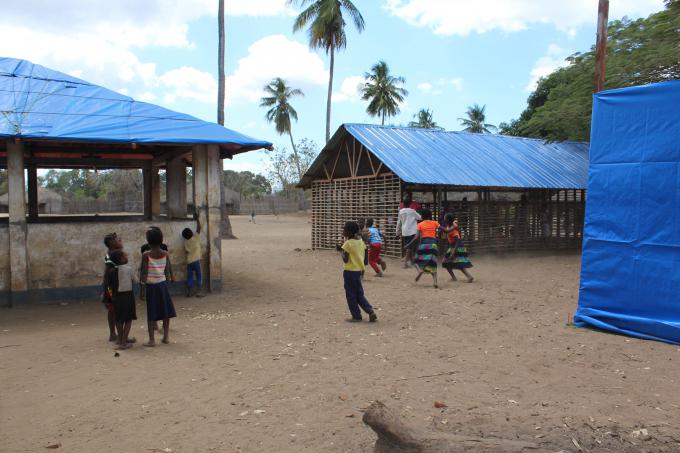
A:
140,227,176,346
414,208,440,288
441,214,474,283
182,213,204,298
337,221,378,323
365,218,387,277
105,250,138,349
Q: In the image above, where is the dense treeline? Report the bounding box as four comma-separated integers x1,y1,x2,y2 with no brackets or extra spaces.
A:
500,1,680,141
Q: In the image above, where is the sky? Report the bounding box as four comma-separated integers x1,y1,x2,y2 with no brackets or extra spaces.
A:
0,0,666,175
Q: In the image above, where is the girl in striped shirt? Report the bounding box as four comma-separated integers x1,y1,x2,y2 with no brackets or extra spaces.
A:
140,227,176,346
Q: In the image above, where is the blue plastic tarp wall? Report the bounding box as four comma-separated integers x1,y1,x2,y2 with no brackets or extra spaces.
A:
574,80,680,345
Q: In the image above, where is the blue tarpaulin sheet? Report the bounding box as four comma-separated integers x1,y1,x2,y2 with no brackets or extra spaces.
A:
0,57,272,153
574,80,680,345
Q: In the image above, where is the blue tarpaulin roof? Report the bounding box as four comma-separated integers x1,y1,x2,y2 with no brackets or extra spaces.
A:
302,124,589,189
0,57,272,154
575,79,680,345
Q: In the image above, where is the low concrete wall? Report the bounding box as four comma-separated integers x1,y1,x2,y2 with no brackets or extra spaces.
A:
0,225,9,293
1,219,216,305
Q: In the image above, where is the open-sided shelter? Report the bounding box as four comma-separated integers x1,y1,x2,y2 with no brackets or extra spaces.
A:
0,57,272,305
575,80,680,344
299,124,589,257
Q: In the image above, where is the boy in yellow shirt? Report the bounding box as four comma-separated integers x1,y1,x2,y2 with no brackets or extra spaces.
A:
338,221,378,322
182,213,204,297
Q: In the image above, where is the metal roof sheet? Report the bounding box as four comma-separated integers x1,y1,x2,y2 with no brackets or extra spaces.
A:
305,124,589,189
0,57,272,154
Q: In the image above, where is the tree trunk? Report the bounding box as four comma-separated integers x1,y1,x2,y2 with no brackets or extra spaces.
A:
217,0,225,126
382,112,385,126
363,401,539,453
325,46,335,143
288,130,306,212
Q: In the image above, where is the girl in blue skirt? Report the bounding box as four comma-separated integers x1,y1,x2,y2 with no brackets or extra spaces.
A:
414,209,440,288
441,214,474,283
140,227,176,346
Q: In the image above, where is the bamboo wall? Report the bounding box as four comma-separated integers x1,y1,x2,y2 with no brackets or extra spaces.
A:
311,174,402,257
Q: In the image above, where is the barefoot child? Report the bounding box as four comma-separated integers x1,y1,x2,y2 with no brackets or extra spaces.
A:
337,221,378,322
105,250,138,349
366,218,387,277
414,209,440,288
182,213,204,298
441,214,474,283
140,228,176,346
102,233,122,342
139,227,168,302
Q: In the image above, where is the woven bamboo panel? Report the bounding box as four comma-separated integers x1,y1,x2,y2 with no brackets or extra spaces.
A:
311,175,402,258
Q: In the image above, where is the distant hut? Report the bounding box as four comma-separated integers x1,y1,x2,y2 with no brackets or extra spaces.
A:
0,187,64,214
299,124,589,257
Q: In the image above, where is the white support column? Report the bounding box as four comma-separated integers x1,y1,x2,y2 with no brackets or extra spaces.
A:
166,156,187,219
7,140,28,301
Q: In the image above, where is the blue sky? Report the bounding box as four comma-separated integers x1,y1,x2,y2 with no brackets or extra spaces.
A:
1,0,666,174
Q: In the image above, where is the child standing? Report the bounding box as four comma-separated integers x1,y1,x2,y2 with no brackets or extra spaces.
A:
366,218,387,277
414,209,440,288
103,233,122,342
105,250,138,349
140,228,176,346
338,221,378,322
441,214,474,283
182,213,204,298
139,227,168,302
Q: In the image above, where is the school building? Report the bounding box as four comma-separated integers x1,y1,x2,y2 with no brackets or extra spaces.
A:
0,58,271,306
299,124,589,258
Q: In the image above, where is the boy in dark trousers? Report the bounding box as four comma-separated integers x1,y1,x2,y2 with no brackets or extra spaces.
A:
337,221,378,323
182,214,204,297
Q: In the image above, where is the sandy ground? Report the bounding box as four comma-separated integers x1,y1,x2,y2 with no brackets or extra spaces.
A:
1,214,680,453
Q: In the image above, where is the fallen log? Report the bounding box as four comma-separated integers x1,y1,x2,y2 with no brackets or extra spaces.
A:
362,401,539,453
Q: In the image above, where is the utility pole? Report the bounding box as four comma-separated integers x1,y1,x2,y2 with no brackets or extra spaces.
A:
593,0,609,92
217,0,225,125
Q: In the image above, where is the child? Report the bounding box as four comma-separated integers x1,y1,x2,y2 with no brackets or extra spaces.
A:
182,213,204,298
337,221,378,322
140,227,176,346
358,218,370,277
366,218,387,277
102,233,122,342
139,227,168,302
414,208,440,288
105,250,138,349
441,214,474,283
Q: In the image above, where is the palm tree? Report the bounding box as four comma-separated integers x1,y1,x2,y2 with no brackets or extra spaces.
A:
408,108,442,129
288,0,365,143
217,0,225,125
361,61,408,125
260,78,305,179
458,104,496,133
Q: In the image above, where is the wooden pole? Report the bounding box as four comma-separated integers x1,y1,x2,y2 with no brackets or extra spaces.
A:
217,0,225,125
593,0,609,93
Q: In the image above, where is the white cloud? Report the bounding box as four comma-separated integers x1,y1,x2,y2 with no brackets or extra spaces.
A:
332,76,365,103
416,78,463,95
160,67,218,104
225,35,328,106
525,44,571,91
384,0,665,36
0,0,295,109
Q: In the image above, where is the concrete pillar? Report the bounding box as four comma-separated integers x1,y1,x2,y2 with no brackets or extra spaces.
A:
166,156,186,219
151,167,161,217
192,145,222,292
7,140,28,300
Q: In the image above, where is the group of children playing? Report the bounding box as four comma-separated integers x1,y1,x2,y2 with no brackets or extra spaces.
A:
337,207,474,320
102,214,204,349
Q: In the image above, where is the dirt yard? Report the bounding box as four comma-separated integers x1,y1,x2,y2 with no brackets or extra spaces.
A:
1,214,679,452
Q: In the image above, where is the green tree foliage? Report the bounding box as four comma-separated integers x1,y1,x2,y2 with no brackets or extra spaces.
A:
408,108,443,129
502,2,680,141
260,77,304,179
458,104,496,133
288,0,365,142
223,170,272,199
38,169,143,200
0,169,7,195
361,61,408,125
